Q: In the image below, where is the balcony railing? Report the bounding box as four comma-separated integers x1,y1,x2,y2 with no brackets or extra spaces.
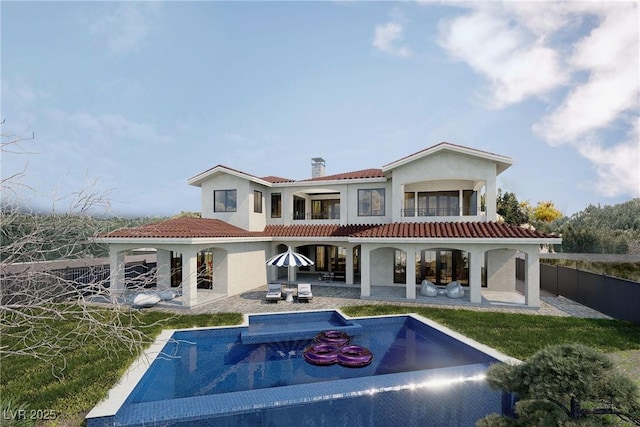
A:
401,207,482,217
293,212,340,220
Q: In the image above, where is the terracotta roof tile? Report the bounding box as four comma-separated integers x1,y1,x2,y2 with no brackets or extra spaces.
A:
263,224,378,237
99,217,262,239
261,176,296,183
99,218,556,240
298,169,385,182
350,222,556,239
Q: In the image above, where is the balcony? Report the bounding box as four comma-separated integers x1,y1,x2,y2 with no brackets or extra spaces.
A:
401,206,484,218
293,211,340,221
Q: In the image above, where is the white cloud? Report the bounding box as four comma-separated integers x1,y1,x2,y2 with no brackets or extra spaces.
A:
85,2,162,57
534,4,639,144
577,122,640,198
372,22,411,57
438,2,639,200
438,7,569,108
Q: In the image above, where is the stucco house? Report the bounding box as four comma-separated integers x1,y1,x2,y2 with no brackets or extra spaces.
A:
96,142,560,308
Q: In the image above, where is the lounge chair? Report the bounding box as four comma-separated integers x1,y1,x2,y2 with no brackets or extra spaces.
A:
266,283,282,302
297,283,313,302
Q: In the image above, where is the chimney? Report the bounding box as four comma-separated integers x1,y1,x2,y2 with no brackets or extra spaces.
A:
311,157,326,178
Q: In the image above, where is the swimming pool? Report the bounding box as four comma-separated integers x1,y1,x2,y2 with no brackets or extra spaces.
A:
86,310,517,427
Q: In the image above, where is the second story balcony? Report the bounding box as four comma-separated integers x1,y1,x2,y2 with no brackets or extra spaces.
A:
401,206,485,218
402,190,482,219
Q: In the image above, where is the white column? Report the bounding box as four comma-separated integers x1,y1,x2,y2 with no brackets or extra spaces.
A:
345,246,354,285
109,248,125,297
459,189,464,216
486,175,497,221
360,246,371,297
156,249,171,289
469,249,483,304
406,249,416,299
181,249,198,308
525,250,540,307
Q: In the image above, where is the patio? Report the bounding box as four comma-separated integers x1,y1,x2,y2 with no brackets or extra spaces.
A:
150,273,610,319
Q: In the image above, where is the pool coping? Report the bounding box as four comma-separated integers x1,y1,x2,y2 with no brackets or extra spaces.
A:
85,309,520,423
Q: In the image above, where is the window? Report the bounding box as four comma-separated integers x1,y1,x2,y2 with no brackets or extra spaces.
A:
311,199,340,219
271,193,281,218
417,191,458,216
254,190,262,213
403,192,415,217
214,189,236,212
358,189,385,216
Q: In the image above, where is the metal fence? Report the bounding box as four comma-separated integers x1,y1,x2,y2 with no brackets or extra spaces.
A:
540,263,640,324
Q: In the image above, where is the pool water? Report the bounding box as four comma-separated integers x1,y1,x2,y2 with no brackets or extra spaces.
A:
127,315,495,403
87,311,515,427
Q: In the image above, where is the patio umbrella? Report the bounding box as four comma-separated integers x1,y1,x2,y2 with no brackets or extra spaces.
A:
266,246,314,283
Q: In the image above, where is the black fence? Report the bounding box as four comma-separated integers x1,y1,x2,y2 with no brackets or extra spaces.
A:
2,261,159,305
540,263,640,324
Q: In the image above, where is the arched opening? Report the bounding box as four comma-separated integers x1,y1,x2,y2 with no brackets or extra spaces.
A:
414,249,469,286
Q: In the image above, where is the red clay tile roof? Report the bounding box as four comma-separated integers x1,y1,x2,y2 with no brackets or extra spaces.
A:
99,218,557,240
263,224,379,237
261,175,296,183
350,222,556,239
299,168,385,182
99,217,263,239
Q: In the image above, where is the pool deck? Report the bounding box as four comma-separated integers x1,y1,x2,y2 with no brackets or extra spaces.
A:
153,275,611,319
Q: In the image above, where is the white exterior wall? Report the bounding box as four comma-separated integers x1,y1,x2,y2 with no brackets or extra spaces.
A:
486,249,517,292
225,243,269,295
389,151,498,222
200,174,251,229
248,183,267,231
344,181,392,225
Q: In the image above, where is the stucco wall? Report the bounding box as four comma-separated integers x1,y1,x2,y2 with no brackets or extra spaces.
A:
486,249,516,291
370,247,396,285
225,243,270,295
389,151,498,222
200,174,252,229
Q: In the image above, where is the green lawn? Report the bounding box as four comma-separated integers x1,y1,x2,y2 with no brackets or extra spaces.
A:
1,305,639,426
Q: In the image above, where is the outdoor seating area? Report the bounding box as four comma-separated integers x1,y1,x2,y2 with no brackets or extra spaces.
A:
420,280,465,299
265,282,313,303
265,283,282,302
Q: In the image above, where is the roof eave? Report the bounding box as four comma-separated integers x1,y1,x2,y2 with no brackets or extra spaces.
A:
274,177,387,188
188,166,273,188
382,143,513,174
349,237,562,245
92,236,273,245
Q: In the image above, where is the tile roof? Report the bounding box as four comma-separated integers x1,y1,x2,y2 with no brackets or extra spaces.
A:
100,217,263,239
263,224,379,237
349,222,556,239
298,168,385,182
99,219,557,240
261,175,296,183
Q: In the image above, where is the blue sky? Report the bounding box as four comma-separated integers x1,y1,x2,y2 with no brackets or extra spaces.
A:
2,1,638,218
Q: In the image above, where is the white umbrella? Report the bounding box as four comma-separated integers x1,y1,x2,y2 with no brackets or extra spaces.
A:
266,246,314,283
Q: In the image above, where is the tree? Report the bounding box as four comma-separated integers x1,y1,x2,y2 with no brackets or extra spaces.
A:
1,128,159,372
477,344,640,426
497,190,529,225
532,201,563,223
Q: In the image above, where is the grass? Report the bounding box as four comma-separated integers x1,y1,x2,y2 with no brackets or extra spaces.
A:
341,305,640,360
1,305,639,426
1,309,242,426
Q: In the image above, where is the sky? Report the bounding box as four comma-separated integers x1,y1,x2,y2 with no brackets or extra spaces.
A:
2,1,639,218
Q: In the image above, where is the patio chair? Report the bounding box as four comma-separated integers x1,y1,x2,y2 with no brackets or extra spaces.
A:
297,283,313,302
266,283,282,302
420,280,438,297
445,281,465,299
